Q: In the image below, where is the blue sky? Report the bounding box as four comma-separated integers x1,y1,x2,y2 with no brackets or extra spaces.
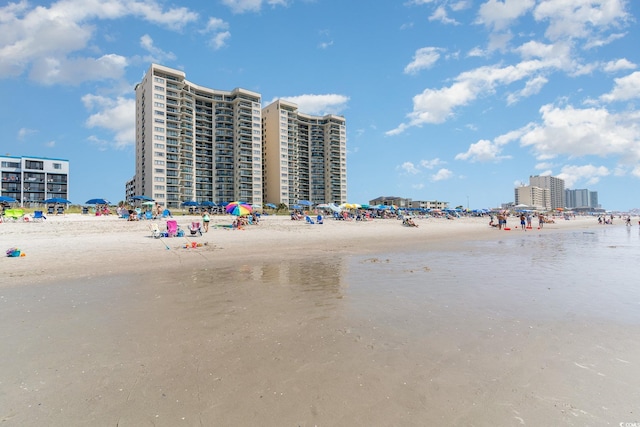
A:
1,0,639,211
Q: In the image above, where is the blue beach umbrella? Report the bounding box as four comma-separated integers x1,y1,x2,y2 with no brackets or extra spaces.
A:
132,195,154,201
181,201,199,206
298,200,312,206
86,198,110,205
43,197,72,204
0,196,17,203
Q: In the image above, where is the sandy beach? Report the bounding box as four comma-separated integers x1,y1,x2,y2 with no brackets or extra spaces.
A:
1,212,597,287
2,213,638,426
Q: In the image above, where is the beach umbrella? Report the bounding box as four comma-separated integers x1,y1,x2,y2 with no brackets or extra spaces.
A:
265,203,277,209
132,195,154,201
200,201,216,207
225,201,252,216
86,198,109,205
141,201,156,206
43,197,72,204
298,200,312,206
316,203,330,209
181,200,199,206
328,203,342,213
0,196,17,203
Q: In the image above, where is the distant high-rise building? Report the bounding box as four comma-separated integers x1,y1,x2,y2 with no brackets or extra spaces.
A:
262,99,347,206
1,155,69,206
529,175,565,209
514,185,547,209
565,188,599,209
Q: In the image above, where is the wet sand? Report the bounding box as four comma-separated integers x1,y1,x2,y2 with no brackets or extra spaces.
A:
1,214,637,425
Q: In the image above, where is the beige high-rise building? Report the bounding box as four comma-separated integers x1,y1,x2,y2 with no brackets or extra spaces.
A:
529,175,565,210
514,185,547,210
261,99,347,206
133,64,263,209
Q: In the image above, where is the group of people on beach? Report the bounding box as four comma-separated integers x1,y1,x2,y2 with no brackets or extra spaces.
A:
490,212,547,230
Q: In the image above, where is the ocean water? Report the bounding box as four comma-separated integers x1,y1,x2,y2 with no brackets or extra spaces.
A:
345,223,640,326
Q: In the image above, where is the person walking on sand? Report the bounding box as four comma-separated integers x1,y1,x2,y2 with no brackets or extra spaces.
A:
202,210,210,232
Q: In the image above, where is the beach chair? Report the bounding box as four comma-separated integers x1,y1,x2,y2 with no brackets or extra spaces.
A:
166,220,178,237
188,221,203,236
47,206,55,215
162,209,172,218
144,211,153,220
4,209,24,222
317,214,323,224
149,223,162,238
31,210,46,222
305,215,315,224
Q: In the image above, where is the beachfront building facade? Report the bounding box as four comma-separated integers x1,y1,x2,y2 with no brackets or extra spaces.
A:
133,64,263,209
514,185,547,211
565,188,599,209
409,200,449,210
529,175,565,210
262,99,347,206
1,155,69,206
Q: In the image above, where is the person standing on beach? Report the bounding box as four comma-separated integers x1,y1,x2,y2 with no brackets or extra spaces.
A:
520,213,526,230
526,213,532,229
538,214,544,228
202,210,210,232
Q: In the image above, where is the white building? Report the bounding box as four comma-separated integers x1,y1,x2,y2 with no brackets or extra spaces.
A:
1,155,69,206
134,64,263,209
262,99,347,206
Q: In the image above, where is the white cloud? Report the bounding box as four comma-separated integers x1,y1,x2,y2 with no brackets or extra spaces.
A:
519,103,640,163
400,162,420,175
201,17,231,50
429,6,459,25
82,94,135,149
221,0,288,14
0,0,197,84
557,164,610,188
140,35,176,63
533,0,629,41
404,47,442,75
277,94,349,115
17,127,37,140
431,168,453,181
603,58,636,73
476,0,535,31
420,158,445,169
600,71,640,102
506,75,548,105
455,139,511,162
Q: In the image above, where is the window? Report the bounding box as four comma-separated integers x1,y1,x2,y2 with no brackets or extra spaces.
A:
154,176,165,182
25,160,44,170
154,94,165,100
53,163,62,169
1,161,20,168
154,168,165,173
154,127,165,133
154,102,164,108
154,135,165,141
154,77,165,83
154,118,165,124
153,143,165,149
154,160,165,165
154,110,164,116
154,85,165,91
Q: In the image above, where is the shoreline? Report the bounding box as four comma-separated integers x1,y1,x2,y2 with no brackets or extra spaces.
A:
2,212,606,288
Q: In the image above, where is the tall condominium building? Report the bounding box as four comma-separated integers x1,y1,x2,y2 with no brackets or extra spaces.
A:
565,188,599,209
134,64,263,209
262,100,347,206
1,155,69,206
529,175,565,209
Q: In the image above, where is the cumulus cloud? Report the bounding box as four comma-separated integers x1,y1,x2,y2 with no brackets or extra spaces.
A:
430,168,453,181
506,75,548,105
455,139,511,162
0,0,197,84
429,6,459,25
603,58,636,73
400,162,420,175
221,0,288,14
600,71,640,102
202,17,231,50
140,35,176,64
557,164,610,187
404,47,442,75
82,94,135,149
277,94,350,115
476,0,535,31
519,103,640,164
